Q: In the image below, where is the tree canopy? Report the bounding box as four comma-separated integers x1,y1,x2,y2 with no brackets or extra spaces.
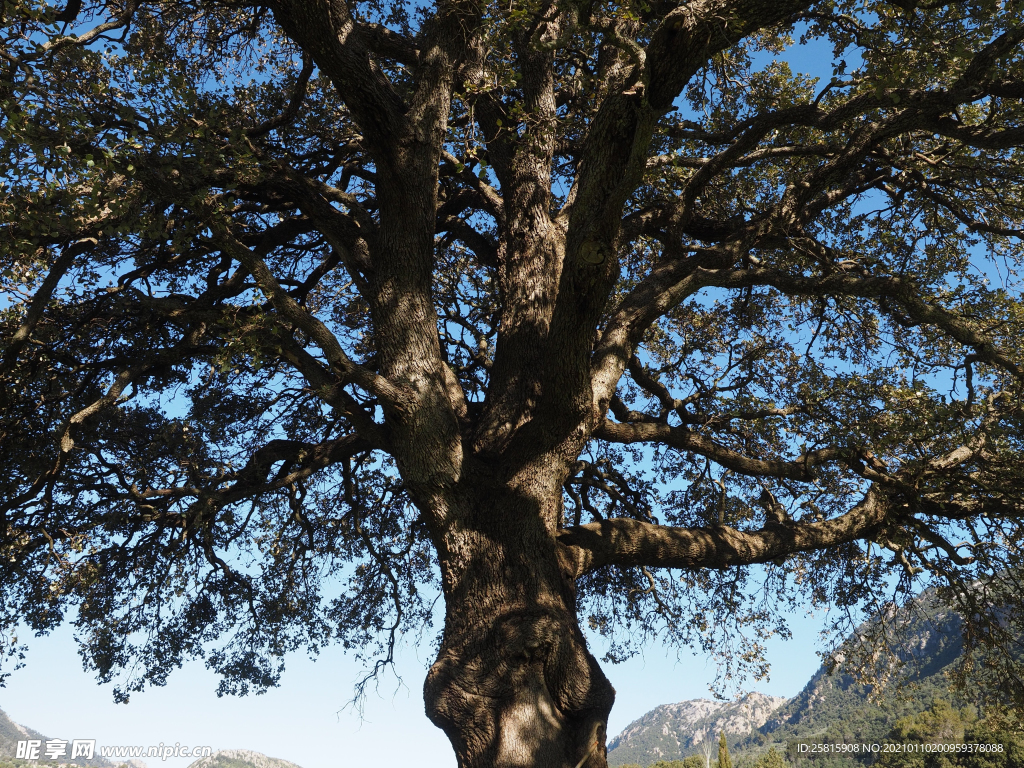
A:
3,0,1024,766
752,748,785,768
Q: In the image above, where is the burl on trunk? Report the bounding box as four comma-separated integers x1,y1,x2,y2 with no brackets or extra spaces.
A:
423,474,614,768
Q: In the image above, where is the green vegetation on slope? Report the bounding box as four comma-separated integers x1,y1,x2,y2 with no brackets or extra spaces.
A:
872,702,1024,768
613,590,1024,767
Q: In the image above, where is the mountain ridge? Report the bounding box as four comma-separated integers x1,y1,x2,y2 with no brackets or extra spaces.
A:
0,707,112,768
185,750,303,768
608,692,789,765
607,591,991,766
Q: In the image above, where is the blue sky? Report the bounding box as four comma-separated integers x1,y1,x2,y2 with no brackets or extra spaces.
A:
1,603,831,768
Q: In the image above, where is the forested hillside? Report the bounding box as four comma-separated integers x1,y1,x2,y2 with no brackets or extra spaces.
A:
609,591,1024,767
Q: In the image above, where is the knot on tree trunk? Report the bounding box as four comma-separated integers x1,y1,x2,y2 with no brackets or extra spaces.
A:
424,607,614,768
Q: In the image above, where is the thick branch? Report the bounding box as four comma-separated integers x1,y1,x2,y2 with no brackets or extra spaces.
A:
553,0,815,440
557,486,887,577
269,0,409,165
1,238,91,374
220,433,372,504
212,227,412,410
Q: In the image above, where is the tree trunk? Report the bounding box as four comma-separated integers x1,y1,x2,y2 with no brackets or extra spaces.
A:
423,479,614,768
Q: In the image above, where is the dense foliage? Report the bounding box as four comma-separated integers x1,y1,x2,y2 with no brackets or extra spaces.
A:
3,0,1024,765
752,749,785,768
719,733,733,768
621,746,783,767
875,702,1024,768
642,758,705,768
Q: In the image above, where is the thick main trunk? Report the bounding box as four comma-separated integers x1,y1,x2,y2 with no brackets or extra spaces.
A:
423,484,614,768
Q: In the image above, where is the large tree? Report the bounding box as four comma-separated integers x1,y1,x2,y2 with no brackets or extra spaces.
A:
3,0,1024,766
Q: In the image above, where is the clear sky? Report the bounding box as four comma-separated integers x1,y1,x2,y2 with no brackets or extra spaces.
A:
0,603,832,768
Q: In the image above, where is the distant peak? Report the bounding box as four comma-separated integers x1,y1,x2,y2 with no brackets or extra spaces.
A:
608,692,790,764
187,749,304,768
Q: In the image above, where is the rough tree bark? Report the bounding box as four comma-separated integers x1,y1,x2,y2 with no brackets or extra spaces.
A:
422,473,615,768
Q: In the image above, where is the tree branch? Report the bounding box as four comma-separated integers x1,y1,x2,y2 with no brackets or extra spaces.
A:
594,419,845,481
212,227,412,411
695,267,1024,379
553,0,816,438
557,486,888,577
268,0,409,165
1,238,93,375
246,54,316,138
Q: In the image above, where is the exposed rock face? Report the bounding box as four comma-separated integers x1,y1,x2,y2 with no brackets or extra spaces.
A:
754,600,966,747
0,706,114,767
607,692,789,766
608,589,1011,767
187,750,304,768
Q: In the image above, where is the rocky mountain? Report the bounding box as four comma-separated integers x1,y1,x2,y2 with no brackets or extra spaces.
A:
607,692,789,766
0,707,113,768
185,750,303,768
607,590,1001,767
0,712,302,768
742,599,969,764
